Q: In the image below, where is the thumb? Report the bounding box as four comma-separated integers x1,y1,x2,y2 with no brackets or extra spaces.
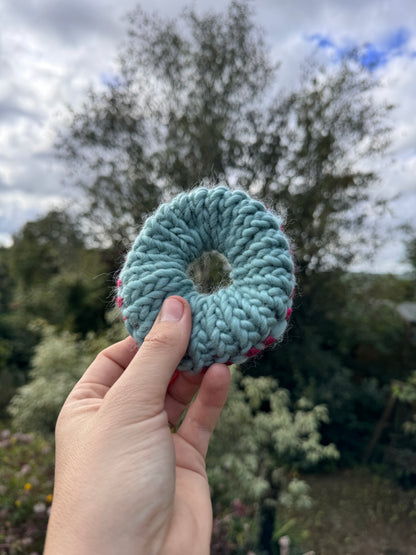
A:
104,296,192,423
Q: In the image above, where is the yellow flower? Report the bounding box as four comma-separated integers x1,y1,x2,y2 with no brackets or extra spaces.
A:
24,482,32,491
15,500,21,507
46,494,53,503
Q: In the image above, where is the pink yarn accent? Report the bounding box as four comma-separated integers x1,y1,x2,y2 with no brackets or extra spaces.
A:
123,316,127,321
117,279,122,288
246,346,261,357
286,308,292,320
116,296,123,308
264,335,275,346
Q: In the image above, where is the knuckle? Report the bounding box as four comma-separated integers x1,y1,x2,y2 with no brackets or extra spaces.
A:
143,328,178,350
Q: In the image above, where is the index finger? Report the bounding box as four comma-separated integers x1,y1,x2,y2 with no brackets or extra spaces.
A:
78,336,139,391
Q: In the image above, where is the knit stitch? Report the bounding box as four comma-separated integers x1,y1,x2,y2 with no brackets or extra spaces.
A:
117,186,295,373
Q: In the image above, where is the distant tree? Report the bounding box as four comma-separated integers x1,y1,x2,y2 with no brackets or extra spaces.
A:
57,1,391,274
9,210,84,289
8,210,110,335
405,236,416,274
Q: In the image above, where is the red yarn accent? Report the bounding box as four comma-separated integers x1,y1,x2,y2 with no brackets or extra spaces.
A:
264,335,275,346
117,278,122,288
286,308,292,320
116,296,123,308
123,316,127,321
225,360,232,366
245,346,261,357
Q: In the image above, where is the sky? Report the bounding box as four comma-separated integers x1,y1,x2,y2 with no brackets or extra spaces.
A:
1,0,415,273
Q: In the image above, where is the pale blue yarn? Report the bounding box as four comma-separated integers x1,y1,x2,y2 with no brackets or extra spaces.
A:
118,186,295,373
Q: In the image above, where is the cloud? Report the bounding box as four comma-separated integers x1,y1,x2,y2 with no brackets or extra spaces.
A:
0,190,67,238
4,0,122,44
0,99,42,124
0,0,415,274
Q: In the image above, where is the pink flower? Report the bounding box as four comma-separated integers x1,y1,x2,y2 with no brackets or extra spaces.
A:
231,498,246,517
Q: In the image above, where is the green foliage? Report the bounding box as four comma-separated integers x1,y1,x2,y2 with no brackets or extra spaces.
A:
208,367,338,551
0,427,55,554
243,270,416,465
8,326,90,434
8,316,126,434
0,310,40,419
9,210,84,289
405,235,416,273
8,210,111,337
277,469,416,554
385,372,416,485
394,371,416,407
0,211,116,416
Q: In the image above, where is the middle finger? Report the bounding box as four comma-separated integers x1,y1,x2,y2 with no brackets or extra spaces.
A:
165,370,204,429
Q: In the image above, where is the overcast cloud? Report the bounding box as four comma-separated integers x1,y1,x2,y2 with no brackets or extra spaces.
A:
0,0,415,272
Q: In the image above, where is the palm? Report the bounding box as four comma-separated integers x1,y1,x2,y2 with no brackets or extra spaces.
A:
61,337,228,553
161,436,213,554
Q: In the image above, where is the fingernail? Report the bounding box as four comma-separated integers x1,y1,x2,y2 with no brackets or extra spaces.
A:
160,297,185,322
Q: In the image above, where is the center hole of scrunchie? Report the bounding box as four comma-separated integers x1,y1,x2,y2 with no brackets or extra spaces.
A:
187,250,232,294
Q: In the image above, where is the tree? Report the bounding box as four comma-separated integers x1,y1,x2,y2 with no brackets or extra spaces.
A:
9,210,84,289
57,1,390,274
405,235,416,275
251,62,391,273
57,1,276,248
8,210,110,335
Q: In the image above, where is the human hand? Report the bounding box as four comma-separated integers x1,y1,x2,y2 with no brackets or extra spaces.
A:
44,296,230,555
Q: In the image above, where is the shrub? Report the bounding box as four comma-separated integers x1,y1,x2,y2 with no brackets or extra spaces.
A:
8,314,126,435
208,367,339,551
0,427,54,554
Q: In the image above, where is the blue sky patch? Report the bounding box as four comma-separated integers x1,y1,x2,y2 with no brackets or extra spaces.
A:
307,27,413,71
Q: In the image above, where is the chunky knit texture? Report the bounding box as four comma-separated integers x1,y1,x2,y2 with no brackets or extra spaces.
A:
117,186,295,373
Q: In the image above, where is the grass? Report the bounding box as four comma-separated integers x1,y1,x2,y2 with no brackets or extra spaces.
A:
279,468,416,555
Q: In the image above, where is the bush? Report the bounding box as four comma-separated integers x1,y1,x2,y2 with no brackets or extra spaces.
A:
0,427,54,554
8,315,126,435
208,367,339,552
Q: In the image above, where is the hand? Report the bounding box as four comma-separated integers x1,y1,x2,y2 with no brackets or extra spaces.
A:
44,296,230,555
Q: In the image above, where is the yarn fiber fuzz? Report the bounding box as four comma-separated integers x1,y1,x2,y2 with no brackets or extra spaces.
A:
117,186,295,373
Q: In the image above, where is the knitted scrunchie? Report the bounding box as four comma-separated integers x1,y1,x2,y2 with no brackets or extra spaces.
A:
117,186,295,373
